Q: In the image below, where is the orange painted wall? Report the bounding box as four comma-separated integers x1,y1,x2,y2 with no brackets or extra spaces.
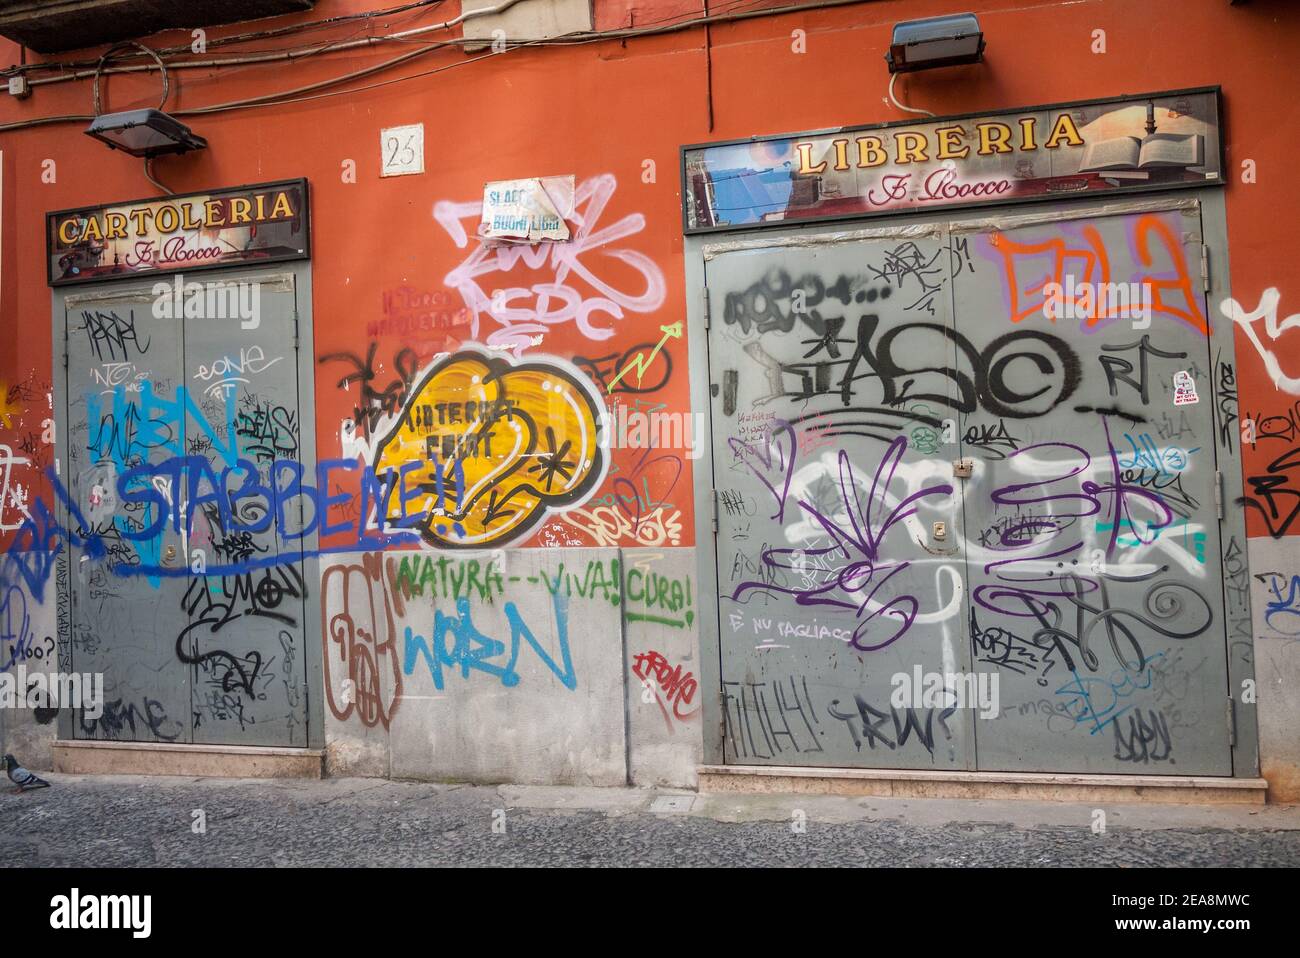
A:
1,0,1298,548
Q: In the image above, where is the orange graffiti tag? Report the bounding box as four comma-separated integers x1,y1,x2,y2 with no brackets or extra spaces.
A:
987,213,1208,334
1134,214,1209,335
986,224,1111,325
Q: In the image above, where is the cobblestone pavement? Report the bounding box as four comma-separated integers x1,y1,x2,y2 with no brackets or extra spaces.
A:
4,774,1299,867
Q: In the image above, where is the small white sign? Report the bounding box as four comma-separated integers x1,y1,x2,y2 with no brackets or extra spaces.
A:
480,175,574,243
380,124,424,177
1173,370,1200,406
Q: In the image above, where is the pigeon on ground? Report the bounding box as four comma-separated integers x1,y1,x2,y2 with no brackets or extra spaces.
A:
4,754,50,792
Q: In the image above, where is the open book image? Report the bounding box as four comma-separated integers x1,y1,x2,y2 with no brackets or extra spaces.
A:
1079,132,1205,176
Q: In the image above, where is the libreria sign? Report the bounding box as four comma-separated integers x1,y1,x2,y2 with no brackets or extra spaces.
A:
682,88,1223,230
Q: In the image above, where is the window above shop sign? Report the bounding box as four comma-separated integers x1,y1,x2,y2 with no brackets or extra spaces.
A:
681,88,1224,234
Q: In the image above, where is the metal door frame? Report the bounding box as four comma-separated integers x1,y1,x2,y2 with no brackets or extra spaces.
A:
49,259,324,750
685,188,1259,777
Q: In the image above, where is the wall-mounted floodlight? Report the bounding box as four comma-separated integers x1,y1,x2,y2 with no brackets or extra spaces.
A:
886,13,985,73
85,108,207,158
82,41,206,161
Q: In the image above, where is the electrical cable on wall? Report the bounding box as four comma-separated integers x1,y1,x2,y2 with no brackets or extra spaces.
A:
14,0,771,85
92,41,177,195
1,0,451,76
143,156,174,195
0,0,877,133
888,71,935,118
91,40,169,117
11,0,535,87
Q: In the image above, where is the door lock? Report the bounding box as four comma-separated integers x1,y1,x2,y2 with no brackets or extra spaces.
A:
933,521,947,541
952,459,974,479
163,545,177,565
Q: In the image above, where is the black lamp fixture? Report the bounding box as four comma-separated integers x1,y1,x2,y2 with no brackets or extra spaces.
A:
83,42,206,159
886,13,985,73
86,108,207,157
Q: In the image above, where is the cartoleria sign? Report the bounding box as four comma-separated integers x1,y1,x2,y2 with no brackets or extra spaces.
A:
47,178,309,286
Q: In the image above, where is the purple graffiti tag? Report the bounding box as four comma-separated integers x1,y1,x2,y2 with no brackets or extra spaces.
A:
728,419,797,522
971,420,1197,674
732,436,952,652
989,429,1174,562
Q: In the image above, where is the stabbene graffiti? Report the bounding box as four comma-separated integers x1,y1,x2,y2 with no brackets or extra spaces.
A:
2,350,617,595
2,453,419,590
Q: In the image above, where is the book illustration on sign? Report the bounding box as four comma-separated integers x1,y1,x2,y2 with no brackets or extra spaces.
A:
1078,132,1205,181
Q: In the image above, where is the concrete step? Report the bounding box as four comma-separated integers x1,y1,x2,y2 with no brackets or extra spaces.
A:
53,740,324,779
698,764,1269,804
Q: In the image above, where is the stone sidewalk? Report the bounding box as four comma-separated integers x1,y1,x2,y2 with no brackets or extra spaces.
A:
4,773,1299,866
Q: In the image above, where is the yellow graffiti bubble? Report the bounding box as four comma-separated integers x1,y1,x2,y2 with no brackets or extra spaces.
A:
373,350,605,548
